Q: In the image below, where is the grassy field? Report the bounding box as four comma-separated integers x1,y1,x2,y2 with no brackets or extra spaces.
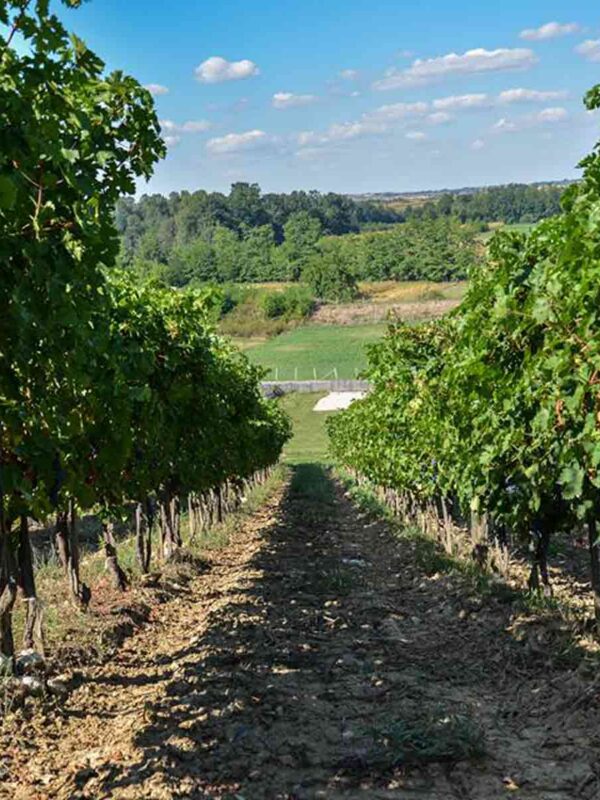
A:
221,280,467,351
247,323,386,380
358,280,467,304
478,221,536,243
279,392,334,464
226,279,466,304
239,281,465,378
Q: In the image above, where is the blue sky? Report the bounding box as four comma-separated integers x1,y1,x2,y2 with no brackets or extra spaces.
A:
60,0,600,195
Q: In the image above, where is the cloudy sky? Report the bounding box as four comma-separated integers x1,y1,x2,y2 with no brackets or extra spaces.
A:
61,0,600,194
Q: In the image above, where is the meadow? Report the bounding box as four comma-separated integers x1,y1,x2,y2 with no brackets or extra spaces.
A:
236,279,465,379
246,323,387,380
279,392,333,464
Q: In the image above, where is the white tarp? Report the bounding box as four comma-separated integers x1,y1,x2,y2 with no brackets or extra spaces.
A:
313,392,365,412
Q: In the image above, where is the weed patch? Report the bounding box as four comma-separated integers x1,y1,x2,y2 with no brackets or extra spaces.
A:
368,707,485,768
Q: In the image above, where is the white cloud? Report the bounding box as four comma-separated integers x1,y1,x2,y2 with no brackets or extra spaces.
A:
295,147,322,159
272,92,318,109
293,95,470,153
206,130,273,154
575,40,600,62
297,119,388,147
520,22,580,41
339,69,359,80
296,131,319,147
493,118,518,133
498,88,568,104
163,135,181,147
534,106,568,123
195,56,260,84
471,139,485,150
180,120,212,132
426,89,567,112
366,101,429,121
297,102,428,148
326,120,388,141
144,83,169,96
432,93,489,110
373,47,537,90
492,106,568,133
160,119,212,134
405,131,427,140
427,111,453,125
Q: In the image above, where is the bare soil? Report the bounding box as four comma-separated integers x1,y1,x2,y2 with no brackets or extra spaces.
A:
311,299,460,326
3,467,600,799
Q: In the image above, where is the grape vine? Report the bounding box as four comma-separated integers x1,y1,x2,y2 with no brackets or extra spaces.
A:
0,0,290,663
329,84,600,617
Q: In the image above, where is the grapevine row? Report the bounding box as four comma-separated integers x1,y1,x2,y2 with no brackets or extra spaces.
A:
0,0,290,666
329,84,600,617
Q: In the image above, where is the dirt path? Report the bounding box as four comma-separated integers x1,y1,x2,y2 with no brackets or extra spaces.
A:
4,466,600,799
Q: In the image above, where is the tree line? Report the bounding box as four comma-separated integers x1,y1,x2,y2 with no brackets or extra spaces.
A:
0,0,290,667
116,184,401,264
117,185,552,290
402,182,565,225
328,86,600,619
124,214,480,290
326,219,480,282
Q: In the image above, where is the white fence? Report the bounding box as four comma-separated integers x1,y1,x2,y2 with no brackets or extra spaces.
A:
264,367,365,381
261,379,371,395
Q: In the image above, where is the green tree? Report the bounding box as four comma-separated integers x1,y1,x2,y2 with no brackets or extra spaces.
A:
168,239,217,285
281,211,322,280
303,244,358,302
130,258,170,285
213,225,242,282
228,182,269,229
240,225,276,281
137,229,169,263
115,186,402,271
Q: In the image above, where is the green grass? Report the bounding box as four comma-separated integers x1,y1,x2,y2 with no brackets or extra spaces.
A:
369,710,485,767
247,323,386,380
478,222,536,243
279,392,335,464
289,463,335,508
505,222,536,234
217,284,312,340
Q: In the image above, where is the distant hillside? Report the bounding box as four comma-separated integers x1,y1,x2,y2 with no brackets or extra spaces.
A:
347,179,576,205
353,181,570,225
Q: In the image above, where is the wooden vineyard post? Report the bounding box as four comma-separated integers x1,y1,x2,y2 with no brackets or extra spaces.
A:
102,521,128,591
18,516,44,652
0,516,17,664
55,503,91,610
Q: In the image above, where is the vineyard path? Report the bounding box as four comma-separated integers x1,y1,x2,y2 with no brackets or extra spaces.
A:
5,464,599,799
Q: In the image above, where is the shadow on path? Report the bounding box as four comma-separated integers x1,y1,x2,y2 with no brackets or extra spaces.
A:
51,465,600,799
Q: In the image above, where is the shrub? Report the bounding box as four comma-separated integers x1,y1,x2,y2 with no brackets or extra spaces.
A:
262,292,287,319
303,247,358,302
218,284,251,316
261,286,315,319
